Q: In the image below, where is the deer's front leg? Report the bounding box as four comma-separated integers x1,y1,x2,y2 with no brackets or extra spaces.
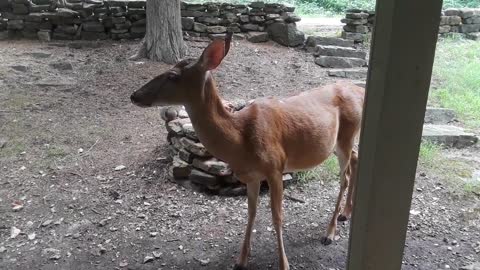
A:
234,181,261,270
268,173,289,270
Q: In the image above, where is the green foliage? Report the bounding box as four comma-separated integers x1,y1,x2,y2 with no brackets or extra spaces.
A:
431,38,480,129
418,140,441,165
293,155,339,184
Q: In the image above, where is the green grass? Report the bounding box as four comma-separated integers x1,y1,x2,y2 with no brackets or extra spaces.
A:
430,38,480,129
293,155,339,184
418,140,441,166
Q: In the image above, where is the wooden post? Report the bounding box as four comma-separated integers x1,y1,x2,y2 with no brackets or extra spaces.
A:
347,0,443,269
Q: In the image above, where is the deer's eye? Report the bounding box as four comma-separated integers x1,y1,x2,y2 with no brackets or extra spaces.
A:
168,72,179,81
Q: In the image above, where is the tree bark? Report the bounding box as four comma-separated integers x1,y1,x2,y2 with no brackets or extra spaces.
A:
131,0,186,63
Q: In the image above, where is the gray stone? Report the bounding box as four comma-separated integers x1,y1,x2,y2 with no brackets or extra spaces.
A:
0,31,7,40
343,24,369,33
127,0,145,8
227,25,241,33
268,22,305,47
424,107,456,124
444,8,461,17
180,137,211,157
7,20,24,30
167,118,190,136
440,15,462,25
206,25,226,34
56,25,77,35
247,31,269,43
327,68,367,79
57,8,79,17
169,157,191,179
42,248,61,260
459,24,480,33
193,158,232,176
12,4,29,15
181,10,206,18
114,21,132,30
189,169,219,186
249,1,265,8
181,17,194,30
83,21,105,32
315,56,366,68
464,16,480,24
422,124,478,148
81,31,108,40
49,61,73,71
130,26,145,34
182,123,198,140
466,32,480,40
341,18,368,25
341,31,367,42
249,15,265,23
10,65,28,72
111,16,126,24
193,22,207,32
438,25,451,34
178,148,194,163
198,16,222,25
460,8,480,19
219,186,247,196
239,15,249,23
240,23,259,31
281,12,301,23
305,36,354,50
266,13,281,20
314,45,366,59
460,262,480,270
346,12,369,19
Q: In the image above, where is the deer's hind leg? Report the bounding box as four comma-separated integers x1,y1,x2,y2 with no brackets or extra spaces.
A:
321,140,353,245
338,149,358,222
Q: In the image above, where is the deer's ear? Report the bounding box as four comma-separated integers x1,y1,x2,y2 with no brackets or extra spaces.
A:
200,32,233,71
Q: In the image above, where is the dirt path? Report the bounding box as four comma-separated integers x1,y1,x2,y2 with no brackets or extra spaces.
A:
0,39,479,270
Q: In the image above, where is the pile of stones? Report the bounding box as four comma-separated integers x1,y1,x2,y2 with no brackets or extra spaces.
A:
304,35,368,81
0,0,305,46
340,9,374,43
160,101,294,196
341,8,480,43
0,0,147,41
440,8,480,40
181,1,304,46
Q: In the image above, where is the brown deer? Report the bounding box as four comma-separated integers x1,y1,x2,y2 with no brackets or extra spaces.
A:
130,33,364,270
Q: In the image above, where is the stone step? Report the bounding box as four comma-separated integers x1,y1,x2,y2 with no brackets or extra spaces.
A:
466,32,480,41
422,124,478,148
424,107,457,124
314,45,367,59
305,36,354,52
327,68,367,79
315,56,366,68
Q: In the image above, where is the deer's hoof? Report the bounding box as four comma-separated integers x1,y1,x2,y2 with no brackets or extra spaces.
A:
337,214,348,222
233,264,248,270
320,236,333,246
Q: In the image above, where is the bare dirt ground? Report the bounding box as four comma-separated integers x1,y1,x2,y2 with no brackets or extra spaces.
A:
0,38,479,270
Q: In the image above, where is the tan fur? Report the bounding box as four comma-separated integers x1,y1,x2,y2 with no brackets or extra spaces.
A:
131,36,364,270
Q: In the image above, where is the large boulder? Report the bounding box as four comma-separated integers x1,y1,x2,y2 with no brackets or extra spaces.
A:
267,22,304,47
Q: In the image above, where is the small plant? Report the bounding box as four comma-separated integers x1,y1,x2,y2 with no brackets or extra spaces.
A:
418,140,441,165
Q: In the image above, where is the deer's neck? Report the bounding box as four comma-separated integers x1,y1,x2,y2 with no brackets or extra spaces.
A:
184,73,241,161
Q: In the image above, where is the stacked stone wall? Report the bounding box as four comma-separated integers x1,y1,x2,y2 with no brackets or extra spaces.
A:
341,8,480,43
0,0,305,45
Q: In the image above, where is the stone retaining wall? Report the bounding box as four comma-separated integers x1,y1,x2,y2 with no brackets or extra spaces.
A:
0,0,304,45
160,101,293,196
342,8,480,43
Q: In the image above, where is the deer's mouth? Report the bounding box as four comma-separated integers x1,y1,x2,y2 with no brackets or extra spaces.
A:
130,93,152,108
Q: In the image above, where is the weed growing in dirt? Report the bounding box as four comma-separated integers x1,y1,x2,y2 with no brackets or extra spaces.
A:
431,37,480,129
293,155,339,184
418,140,441,166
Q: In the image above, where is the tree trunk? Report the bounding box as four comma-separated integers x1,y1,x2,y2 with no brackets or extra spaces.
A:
131,0,186,63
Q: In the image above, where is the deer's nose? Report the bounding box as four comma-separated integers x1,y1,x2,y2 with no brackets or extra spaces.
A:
130,93,138,104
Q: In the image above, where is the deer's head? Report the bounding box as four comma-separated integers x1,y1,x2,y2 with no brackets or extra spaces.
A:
130,33,232,107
